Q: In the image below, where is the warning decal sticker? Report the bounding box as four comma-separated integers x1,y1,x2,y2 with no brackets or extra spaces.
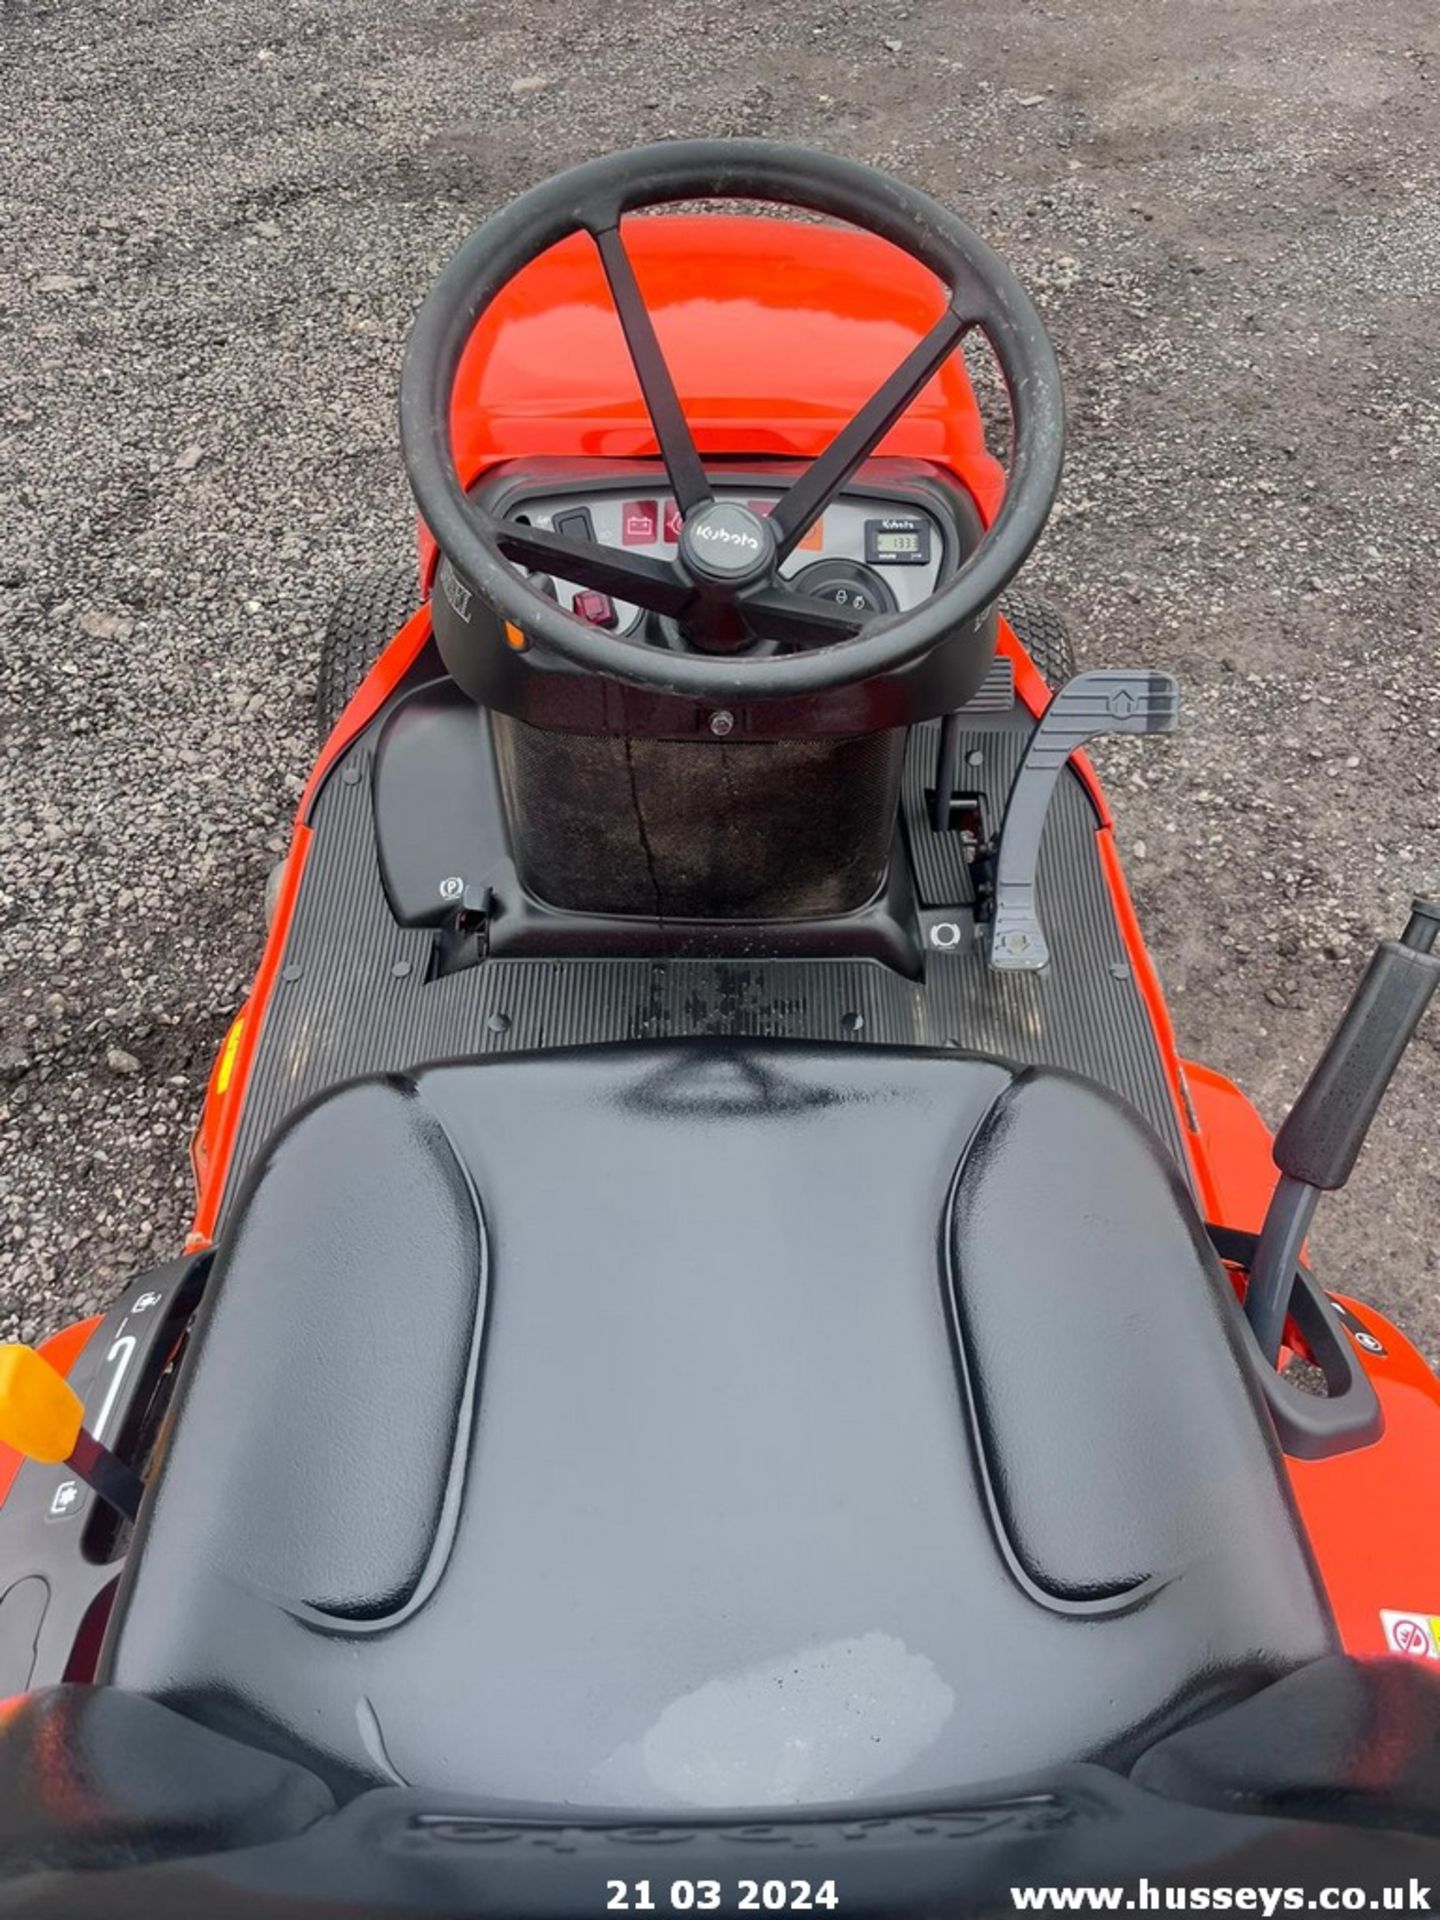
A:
1380,1611,1440,1659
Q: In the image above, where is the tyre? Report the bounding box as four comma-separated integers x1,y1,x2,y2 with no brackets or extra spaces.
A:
999,588,1077,690
315,564,419,741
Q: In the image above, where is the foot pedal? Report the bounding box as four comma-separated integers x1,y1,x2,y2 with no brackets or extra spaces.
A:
989,670,1180,971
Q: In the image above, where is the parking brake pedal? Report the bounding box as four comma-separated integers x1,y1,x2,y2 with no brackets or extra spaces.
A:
989,670,1180,971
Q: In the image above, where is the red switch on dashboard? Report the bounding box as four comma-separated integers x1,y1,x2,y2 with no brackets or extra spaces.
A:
572,591,618,628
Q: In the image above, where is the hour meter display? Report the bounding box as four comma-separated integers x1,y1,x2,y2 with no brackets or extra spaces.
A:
864,516,932,566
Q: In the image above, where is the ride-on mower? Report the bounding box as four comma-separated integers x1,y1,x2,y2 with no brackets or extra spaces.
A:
2,142,1439,1915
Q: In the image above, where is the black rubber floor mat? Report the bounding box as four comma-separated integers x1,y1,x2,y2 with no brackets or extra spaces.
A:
222,716,1188,1222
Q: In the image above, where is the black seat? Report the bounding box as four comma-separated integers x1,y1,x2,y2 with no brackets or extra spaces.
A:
103,1043,1334,1808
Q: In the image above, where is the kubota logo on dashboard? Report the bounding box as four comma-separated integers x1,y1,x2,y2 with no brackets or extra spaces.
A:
695,522,760,550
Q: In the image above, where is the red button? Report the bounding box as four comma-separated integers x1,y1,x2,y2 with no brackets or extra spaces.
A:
572,591,618,627
621,500,659,545
662,500,684,543
746,499,775,517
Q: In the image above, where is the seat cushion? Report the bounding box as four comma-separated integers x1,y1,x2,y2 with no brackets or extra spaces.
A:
134,1076,486,1625
104,1043,1334,1809
951,1070,1302,1602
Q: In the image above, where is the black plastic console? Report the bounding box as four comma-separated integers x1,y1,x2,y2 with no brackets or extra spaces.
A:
428,459,994,739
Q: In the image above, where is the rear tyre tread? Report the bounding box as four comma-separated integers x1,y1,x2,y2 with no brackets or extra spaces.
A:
316,565,419,741
1000,588,1077,690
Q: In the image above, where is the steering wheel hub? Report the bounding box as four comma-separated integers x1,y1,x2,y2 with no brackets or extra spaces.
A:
678,500,775,585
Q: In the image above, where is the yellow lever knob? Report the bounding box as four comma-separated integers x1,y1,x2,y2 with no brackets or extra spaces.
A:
0,1346,84,1465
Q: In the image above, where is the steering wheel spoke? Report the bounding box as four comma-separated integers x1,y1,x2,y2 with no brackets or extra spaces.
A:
740,586,867,651
591,223,713,518
769,305,974,562
496,521,696,619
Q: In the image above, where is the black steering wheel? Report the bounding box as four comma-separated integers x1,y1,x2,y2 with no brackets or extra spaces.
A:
400,140,1065,700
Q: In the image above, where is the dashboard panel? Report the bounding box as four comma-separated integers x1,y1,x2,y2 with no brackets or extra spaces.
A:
435,459,993,736
503,475,950,641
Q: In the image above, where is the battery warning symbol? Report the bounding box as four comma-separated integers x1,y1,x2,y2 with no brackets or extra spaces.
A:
621,500,660,545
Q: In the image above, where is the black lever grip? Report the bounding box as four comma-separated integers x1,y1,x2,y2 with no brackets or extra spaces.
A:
1273,903,1440,1191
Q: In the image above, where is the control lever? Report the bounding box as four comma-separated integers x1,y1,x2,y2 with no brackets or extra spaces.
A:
987,671,1181,970
432,882,493,980
931,710,966,836
1245,898,1440,1363
0,1344,144,1522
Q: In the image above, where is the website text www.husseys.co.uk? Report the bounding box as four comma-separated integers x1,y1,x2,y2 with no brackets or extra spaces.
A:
1011,1880,1432,1914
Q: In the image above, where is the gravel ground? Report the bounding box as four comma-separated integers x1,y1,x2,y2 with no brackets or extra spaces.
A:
1,0,1437,1359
